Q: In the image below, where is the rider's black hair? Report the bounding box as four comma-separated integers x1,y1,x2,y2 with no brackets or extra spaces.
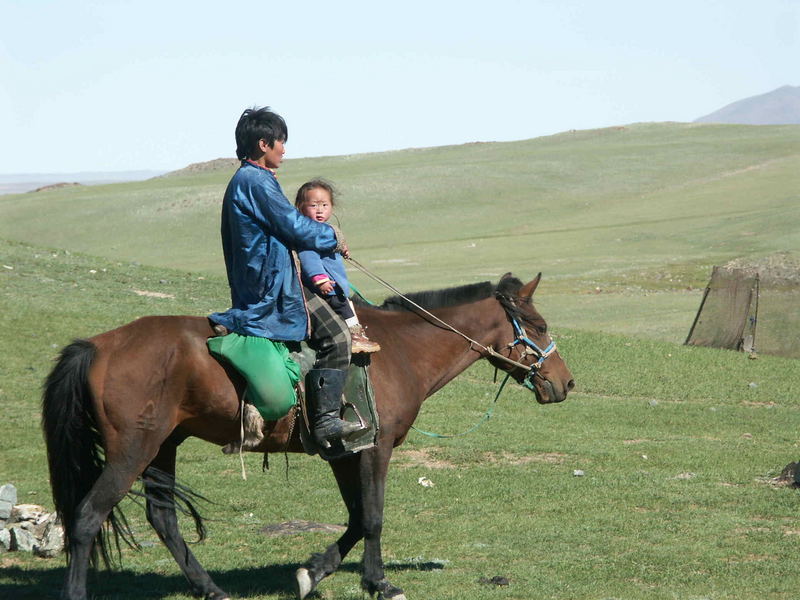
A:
234,106,288,161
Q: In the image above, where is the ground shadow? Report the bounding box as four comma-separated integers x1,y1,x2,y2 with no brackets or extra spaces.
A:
0,559,441,599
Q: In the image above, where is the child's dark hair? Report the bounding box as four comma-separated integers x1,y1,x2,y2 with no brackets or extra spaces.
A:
295,178,337,209
235,106,288,161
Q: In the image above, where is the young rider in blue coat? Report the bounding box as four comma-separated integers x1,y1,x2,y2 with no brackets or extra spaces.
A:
295,179,380,354
210,106,363,451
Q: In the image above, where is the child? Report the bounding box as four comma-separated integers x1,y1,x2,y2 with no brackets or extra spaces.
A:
295,179,380,354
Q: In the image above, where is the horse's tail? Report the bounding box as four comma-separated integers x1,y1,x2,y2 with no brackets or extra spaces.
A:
41,339,136,568
42,337,210,568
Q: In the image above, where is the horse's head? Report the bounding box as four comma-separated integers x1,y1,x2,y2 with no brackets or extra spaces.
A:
489,273,574,404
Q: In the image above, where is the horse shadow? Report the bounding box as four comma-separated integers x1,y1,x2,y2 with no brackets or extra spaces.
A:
0,559,443,599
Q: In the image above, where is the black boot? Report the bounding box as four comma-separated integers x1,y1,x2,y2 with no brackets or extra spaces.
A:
306,369,365,448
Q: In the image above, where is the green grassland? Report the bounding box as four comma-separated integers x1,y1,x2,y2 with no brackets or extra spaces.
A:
1,122,800,599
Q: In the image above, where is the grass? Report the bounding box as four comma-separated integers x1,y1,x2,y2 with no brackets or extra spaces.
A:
2,238,800,599
1,122,799,598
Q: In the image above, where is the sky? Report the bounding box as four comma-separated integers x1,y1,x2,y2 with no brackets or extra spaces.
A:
1,0,798,175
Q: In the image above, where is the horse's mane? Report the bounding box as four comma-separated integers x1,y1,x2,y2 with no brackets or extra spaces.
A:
375,281,494,311
366,275,525,312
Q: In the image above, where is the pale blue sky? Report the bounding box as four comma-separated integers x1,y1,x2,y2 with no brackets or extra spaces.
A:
1,0,797,174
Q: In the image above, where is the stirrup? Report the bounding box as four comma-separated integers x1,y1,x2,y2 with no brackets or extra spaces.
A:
314,418,366,449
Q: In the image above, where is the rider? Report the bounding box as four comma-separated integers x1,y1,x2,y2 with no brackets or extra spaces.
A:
209,106,363,450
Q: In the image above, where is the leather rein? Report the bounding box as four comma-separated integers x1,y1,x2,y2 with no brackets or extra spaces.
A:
346,257,558,381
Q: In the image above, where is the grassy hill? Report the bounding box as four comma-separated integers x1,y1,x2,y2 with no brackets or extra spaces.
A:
2,121,798,343
3,122,800,599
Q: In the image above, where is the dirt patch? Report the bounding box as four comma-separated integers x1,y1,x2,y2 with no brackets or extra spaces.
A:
393,448,456,469
133,289,175,299
483,451,567,465
733,526,771,535
260,519,345,537
0,554,25,567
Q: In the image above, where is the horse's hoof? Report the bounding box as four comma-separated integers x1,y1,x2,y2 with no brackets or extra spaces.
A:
295,567,314,600
369,578,406,600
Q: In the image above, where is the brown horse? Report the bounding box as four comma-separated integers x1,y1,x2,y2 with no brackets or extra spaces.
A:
42,273,574,600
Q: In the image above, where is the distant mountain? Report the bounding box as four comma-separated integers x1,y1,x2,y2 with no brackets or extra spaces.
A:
695,85,800,125
0,169,165,195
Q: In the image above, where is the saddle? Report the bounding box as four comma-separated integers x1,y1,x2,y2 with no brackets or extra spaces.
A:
207,327,378,460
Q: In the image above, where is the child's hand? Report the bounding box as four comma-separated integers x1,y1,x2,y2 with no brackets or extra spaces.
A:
317,280,335,294
330,225,349,258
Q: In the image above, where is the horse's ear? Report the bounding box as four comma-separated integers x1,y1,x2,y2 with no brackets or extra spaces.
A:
520,273,542,299
500,272,513,281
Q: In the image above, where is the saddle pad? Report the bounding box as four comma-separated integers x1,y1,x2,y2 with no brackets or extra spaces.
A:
339,360,380,454
207,333,301,420
292,347,379,459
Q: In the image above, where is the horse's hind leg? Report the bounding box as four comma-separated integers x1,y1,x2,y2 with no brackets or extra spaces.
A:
144,438,229,600
62,457,154,600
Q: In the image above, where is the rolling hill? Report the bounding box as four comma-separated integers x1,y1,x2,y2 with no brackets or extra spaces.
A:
2,121,798,342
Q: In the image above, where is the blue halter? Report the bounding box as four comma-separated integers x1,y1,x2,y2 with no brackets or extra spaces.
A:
507,316,557,390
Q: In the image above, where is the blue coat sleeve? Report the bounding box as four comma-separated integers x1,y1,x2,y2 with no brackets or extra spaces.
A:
298,250,327,279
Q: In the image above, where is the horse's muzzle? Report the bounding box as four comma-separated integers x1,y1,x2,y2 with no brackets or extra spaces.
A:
534,376,574,404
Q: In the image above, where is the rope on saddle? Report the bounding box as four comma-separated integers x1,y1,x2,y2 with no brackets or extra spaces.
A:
237,399,247,480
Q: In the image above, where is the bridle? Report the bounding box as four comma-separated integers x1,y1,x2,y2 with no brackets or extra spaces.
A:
494,293,558,390
344,257,559,438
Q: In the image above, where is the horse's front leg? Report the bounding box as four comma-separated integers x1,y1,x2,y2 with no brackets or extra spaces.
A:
359,443,406,600
295,452,366,599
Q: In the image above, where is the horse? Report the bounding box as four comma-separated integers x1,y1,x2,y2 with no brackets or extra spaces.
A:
42,272,574,600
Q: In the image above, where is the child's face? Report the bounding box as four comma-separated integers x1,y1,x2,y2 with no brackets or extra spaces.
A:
300,187,333,223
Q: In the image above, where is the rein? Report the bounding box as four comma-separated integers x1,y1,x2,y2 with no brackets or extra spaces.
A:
345,257,555,374
409,372,514,438
345,258,558,438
